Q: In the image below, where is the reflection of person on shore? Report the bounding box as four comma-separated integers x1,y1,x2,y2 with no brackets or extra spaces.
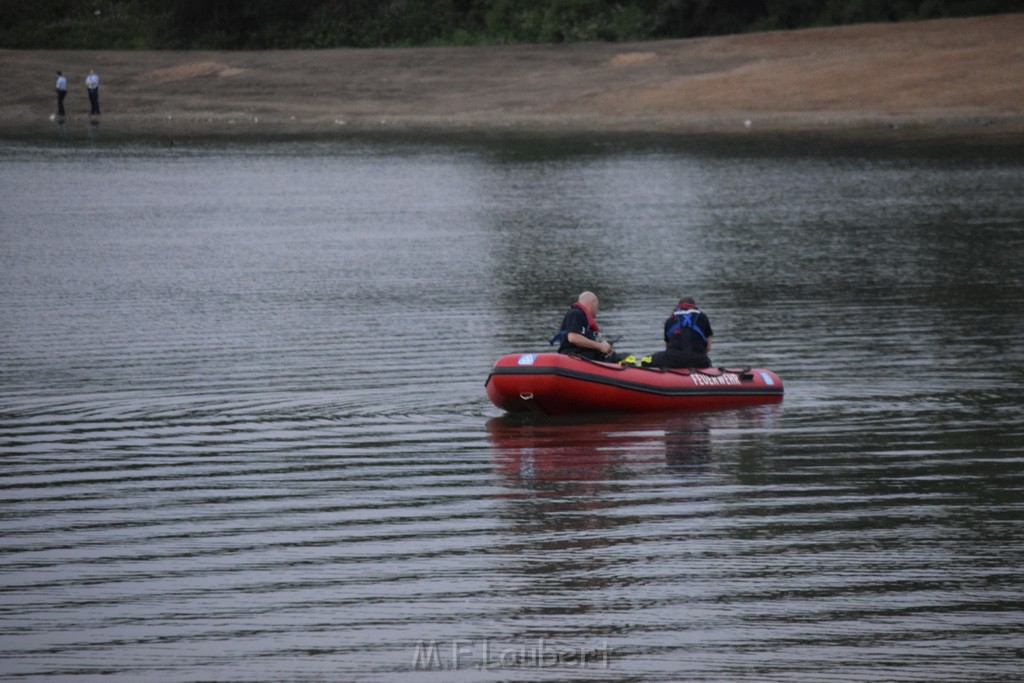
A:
55,70,67,117
551,291,623,362
85,69,100,115
648,297,713,369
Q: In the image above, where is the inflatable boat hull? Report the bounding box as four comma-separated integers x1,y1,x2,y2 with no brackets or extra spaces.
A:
485,353,783,416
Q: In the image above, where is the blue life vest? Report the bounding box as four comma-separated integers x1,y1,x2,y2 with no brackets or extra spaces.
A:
666,308,707,344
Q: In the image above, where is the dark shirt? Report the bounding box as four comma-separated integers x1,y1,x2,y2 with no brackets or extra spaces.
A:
664,310,713,355
557,306,603,360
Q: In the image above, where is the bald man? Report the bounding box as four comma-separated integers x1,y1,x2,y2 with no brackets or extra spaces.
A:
554,291,617,361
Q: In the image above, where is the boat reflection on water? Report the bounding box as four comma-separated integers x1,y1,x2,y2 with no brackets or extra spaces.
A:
483,406,785,634
487,404,783,488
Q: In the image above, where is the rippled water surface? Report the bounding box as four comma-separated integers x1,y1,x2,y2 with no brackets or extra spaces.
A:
2,135,1023,681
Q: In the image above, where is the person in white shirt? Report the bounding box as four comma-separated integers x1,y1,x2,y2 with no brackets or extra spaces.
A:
85,70,100,116
55,71,67,117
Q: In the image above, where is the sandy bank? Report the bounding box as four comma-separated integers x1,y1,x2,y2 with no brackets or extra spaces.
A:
2,13,1023,140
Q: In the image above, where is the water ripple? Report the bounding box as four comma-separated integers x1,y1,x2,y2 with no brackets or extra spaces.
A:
2,138,1023,681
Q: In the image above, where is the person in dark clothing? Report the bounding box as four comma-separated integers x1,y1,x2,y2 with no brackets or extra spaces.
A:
85,70,100,115
648,297,714,369
55,71,67,117
552,291,621,362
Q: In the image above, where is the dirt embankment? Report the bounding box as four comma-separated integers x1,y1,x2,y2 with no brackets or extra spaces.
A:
2,13,1022,139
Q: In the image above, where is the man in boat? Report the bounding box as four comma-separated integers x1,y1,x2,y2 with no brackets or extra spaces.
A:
551,291,622,362
648,297,714,369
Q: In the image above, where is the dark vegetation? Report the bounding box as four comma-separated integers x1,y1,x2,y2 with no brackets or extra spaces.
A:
1,0,1019,49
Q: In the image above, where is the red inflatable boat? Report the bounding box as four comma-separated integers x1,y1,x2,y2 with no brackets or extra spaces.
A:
485,352,783,416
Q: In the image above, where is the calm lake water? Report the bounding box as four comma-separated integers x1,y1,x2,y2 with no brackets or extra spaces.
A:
1,133,1022,681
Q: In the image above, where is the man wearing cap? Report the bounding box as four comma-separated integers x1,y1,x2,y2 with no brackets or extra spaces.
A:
648,297,714,369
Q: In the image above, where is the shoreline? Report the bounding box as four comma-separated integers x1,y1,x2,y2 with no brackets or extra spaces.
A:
3,13,1023,143
12,116,1024,148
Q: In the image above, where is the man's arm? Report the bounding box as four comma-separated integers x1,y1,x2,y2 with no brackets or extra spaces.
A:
567,332,611,355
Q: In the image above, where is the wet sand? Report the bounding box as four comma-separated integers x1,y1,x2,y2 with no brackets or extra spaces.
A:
2,13,1022,140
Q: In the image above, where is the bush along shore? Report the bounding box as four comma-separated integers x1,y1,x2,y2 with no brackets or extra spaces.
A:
3,1,1022,50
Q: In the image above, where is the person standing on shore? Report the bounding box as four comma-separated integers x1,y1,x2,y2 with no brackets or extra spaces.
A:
55,70,67,117
85,69,100,115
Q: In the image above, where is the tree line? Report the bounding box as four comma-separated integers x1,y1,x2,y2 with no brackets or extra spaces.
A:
1,0,1018,49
